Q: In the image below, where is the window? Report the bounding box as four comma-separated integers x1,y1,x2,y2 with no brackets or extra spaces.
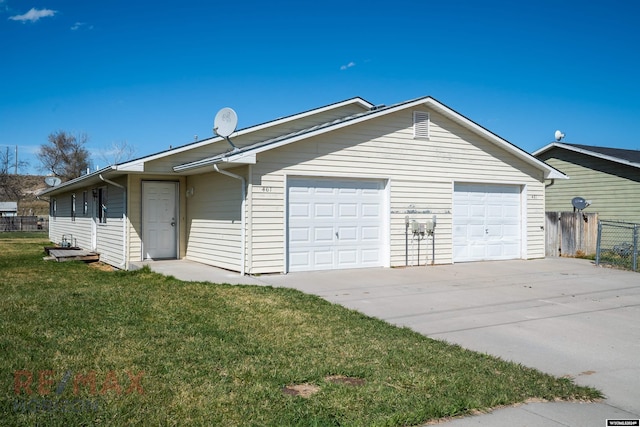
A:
97,187,107,224
51,198,57,218
413,111,430,139
71,193,76,221
83,191,88,216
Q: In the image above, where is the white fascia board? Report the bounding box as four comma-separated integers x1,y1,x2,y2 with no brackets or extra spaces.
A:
38,166,119,196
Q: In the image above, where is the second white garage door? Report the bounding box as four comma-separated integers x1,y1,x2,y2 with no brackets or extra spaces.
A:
288,178,386,272
453,183,522,262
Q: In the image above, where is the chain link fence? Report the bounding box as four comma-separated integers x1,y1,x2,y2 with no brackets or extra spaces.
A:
596,220,639,272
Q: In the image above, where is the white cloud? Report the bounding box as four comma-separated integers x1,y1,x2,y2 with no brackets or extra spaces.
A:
71,22,93,31
9,8,56,23
340,61,356,70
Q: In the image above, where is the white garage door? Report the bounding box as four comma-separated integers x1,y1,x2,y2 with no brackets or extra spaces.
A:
288,178,385,272
453,183,522,262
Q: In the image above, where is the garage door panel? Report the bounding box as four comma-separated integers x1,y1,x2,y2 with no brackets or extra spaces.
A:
314,250,334,267
337,226,357,241
290,203,310,218
339,203,358,217
314,227,334,242
315,204,335,217
288,178,385,272
289,227,310,243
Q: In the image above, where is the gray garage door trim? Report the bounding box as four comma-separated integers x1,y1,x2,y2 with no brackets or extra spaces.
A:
287,177,388,272
453,183,523,262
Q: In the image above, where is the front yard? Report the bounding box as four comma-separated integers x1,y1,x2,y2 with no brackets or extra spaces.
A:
0,234,601,426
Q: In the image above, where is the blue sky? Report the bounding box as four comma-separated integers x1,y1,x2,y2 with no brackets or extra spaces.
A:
2,0,639,175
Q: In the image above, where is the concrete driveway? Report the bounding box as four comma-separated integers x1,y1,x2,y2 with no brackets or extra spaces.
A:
145,257,640,426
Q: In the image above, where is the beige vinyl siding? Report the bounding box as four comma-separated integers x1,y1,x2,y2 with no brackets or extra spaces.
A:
96,184,126,267
184,169,245,271
539,150,640,224
248,108,545,273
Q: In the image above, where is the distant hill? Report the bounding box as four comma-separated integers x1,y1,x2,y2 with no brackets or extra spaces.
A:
0,174,49,217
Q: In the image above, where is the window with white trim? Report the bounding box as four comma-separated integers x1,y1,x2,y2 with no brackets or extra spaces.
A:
413,111,430,139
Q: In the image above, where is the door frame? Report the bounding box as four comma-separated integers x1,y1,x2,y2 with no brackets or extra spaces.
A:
141,180,179,260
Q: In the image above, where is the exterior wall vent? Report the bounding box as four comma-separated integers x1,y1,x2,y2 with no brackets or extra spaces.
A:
413,111,430,139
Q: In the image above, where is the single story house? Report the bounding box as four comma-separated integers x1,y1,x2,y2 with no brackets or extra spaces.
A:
41,96,565,274
533,142,640,224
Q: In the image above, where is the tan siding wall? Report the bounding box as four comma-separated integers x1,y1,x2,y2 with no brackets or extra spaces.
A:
184,169,245,271
538,150,640,224
248,108,545,274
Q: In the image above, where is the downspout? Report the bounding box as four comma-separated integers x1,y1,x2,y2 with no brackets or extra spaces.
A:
99,174,127,268
213,164,246,276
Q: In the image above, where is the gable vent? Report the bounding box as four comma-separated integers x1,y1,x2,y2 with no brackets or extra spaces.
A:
413,111,430,139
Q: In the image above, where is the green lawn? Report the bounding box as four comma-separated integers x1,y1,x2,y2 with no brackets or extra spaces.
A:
0,234,601,426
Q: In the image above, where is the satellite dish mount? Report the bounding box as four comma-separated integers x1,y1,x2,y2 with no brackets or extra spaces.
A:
571,196,590,212
214,107,239,151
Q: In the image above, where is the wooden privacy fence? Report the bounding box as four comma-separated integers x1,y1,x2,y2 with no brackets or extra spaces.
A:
545,211,598,257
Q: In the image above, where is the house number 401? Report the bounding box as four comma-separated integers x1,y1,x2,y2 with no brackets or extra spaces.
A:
261,186,272,192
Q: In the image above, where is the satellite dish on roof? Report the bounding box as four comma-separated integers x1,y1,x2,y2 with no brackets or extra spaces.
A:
555,130,565,141
214,107,239,151
44,176,62,187
571,197,590,211
214,107,238,138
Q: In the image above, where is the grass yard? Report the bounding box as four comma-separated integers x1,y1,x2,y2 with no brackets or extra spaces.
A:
0,234,601,426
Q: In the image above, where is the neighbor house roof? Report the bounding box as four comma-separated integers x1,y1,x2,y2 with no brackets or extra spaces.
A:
533,142,640,170
0,201,18,212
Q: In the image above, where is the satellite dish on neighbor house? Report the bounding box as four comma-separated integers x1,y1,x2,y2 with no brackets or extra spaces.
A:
44,176,62,187
214,107,238,138
555,130,565,141
571,197,590,211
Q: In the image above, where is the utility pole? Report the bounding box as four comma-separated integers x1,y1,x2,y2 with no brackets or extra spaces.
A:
15,145,18,175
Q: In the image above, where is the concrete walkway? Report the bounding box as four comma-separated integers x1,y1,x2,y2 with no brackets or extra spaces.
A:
143,258,640,426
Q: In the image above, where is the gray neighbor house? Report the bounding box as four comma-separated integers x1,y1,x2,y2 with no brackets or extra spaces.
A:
533,142,640,224
40,96,565,272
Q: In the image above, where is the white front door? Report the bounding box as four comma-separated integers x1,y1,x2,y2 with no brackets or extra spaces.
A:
288,178,386,272
142,181,178,260
453,183,522,262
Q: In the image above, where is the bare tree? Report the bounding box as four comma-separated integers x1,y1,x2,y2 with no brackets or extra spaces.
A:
37,131,91,181
0,146,29,201
99,140,137,166
0,146,29,175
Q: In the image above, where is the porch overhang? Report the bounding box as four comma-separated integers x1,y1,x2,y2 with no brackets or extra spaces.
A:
172,151,256,173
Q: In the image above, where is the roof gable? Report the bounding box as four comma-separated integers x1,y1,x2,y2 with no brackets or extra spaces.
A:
175,96,566,179
533,142,640,170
